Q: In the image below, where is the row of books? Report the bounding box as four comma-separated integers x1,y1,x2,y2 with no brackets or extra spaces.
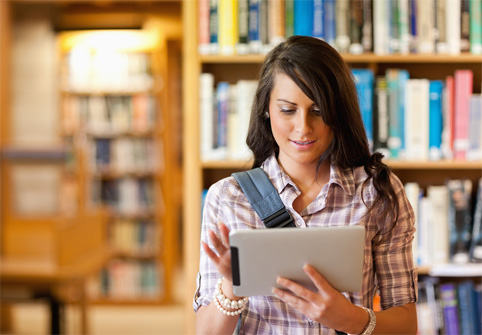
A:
64,48,154,92
62,94,157,136
200,73,257,161
417,278,481,335
109,219,159,256
199,0,482,55
89,138,160,175
406,178,482,267
353,68,480,161
87,259,162,300
199,69,481,162
91,178,156,216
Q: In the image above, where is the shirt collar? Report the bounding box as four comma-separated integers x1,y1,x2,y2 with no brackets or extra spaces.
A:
261,154,356,197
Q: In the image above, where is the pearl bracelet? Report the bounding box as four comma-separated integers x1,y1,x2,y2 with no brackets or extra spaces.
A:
213,278,248,316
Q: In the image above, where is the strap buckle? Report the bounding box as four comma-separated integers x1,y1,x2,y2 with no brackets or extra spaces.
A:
264,208,295,228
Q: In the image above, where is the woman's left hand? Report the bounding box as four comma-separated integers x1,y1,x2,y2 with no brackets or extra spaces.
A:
272,264,362,331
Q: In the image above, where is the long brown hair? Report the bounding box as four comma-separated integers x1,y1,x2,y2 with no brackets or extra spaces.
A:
246,35,399,226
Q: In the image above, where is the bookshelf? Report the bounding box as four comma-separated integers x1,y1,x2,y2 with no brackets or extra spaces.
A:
1,0,182,312
182,0,482,333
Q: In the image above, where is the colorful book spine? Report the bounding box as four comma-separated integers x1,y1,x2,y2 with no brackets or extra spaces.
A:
440,283,461,335
386,69,401,159
236,0,250,54
349,0,363,54
453,69,473,160
362,0,373,52
429,80,444,161
388,0,400,53
457,280,477,335
470,0,482,54
335,0,350,52
294,0,314,36
199,0,211,54
324,0,336,47
467,94,482,161
248,0,262,53
441,75,455,160
397,69,409,158
398,0,410,54
312,0,324,40
436,0,449,53
216,81,230,154
460,0,471,52
218,0,237,55
209,0,219,54
374,76,389,156
352,68,375,152
269,0,285,47
285,0,295,38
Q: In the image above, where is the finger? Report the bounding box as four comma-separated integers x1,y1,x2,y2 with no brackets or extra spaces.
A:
276,276,319,303
208,230,228,254
272,286,313,313
218,222,231,246
303,264,333,293
202,241,220,265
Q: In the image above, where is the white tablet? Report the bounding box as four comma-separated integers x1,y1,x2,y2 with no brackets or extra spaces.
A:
229,226,365,297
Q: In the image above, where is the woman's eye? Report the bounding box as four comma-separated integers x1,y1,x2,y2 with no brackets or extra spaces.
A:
280,108,296,114
312,109,322,116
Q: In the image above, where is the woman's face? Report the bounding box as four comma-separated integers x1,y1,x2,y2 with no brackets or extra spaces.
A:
269,73,333,170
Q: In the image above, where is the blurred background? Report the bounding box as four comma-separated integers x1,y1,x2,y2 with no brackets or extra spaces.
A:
1,1,184,334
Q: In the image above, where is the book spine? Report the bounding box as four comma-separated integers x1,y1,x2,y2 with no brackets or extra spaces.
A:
458,280,476,335
467,94,482,161
441,75,455,159
446,0,462,54
236,0,250,54
388,0,400,53
249,0,262,53
440,283,461,335
352,69,375,152
294,0,314,36
285,0,295,38
398,0,410,54
349,0,364,54
417,0,435,53
436,0,449,53
460,0,471,51
470,0,482,54
429,80,444,161
427,185,450,264
313,0,324,40
374,76,389,155
397,69,409,158
216,82,230,157
373,0,390,54
404,79,430,160
259,0,270,52
324,0,337,47
199,0,211,54
218,0,237,55
209,0,219,54
386,69,401,159
269,0,285,47
200,73,215,161
453,69,473,160
335,0,350,52
362,0,373,52
469,178,482,262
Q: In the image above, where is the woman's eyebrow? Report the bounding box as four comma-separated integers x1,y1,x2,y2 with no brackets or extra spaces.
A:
277,99,297,105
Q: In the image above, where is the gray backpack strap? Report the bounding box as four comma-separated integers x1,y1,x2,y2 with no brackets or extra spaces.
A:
232,168,295,228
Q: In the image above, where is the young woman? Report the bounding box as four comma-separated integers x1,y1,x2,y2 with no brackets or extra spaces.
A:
194,36,417,335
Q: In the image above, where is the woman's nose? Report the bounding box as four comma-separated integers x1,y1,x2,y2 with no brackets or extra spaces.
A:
295,113,312,134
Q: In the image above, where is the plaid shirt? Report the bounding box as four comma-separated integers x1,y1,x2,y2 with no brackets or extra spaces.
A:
194,155,418,335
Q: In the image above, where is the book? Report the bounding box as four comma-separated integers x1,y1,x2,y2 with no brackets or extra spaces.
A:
427,185,450,265
259,0,270,52
386,69,401,159
374,76,389,156
417,0,435,53
348,0,363,54
457,280,477,335
416,280,437,334
404,182,421,265
323,0,336,47
397,69,409,158
440,282,461,335
236,0,250,54
233,80,257,160
218,0,237,55
460,0,471,52
447,179,473,264
418,196,432,266
470,0,482,54
248,0,262,53
398,0,410,54
216,81,230,158
269,0,285,47
470,178,482,262
404,78,429,160
388,0,400,53
335,0,350,52
361,0,373,52
294,0,314,37
285,0,295,38
441,75,455,160
209,0,220,54
467,94,482,161
352,68,375,152
446,0,461,54
453,69,473,160
373,0,390,54
199,0,211,54
435,0,449,53
428,80,444,161
312,0,324,40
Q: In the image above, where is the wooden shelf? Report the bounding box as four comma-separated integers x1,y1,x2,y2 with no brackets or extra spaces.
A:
200,52,482,64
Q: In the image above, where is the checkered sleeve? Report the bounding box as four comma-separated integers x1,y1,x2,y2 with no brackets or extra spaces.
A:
373,173,418,310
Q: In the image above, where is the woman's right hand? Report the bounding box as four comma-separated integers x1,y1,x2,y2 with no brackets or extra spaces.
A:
201,222,233,282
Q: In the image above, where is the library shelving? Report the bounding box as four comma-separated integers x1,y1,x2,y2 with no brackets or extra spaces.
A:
1,4,182,328
182,0,482,333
